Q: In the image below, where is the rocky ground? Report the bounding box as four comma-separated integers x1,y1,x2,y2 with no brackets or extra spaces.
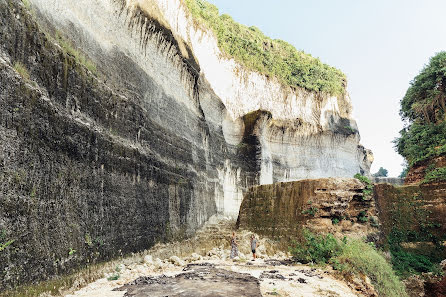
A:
60,217,367,297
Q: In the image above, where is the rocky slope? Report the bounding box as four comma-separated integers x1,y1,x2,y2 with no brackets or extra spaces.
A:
0,0,371,291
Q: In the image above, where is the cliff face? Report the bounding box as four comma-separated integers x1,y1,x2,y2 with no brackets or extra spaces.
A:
29,0,372,185
0,0,371,290
236,178,378,240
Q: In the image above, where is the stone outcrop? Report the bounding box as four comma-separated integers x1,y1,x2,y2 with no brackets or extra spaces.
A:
374,182,446,241
236,178,378,239
0,0,372,291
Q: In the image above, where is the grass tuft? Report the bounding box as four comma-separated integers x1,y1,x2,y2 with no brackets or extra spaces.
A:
183,0,346,96
13,61,30,80
338,240,407,297
52,31,97,75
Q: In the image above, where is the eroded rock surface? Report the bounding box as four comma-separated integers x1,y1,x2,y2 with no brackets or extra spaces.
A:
237,178,378,238
116,264,262,297
1,0,372,291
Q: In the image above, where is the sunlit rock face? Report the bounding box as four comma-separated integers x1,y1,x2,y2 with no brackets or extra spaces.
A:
0,0,371,289
28,0,371,215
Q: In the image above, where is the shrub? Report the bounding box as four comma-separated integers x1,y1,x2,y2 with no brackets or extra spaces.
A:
357,211,369,223
302,207,318,217
354,173,374,199
183,0,346,96
290,231,407,297
390,247,434,276
289,230,343,264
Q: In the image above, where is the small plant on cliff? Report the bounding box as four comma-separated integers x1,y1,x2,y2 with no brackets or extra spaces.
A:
357,211,369,223
0,229,14,253
13,61,30,80
107,265,121,281
68,248,76,256
354,173,373,200
51,31,97,75
302,207,318,217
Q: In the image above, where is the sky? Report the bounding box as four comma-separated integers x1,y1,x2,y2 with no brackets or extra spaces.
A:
207,0,446,177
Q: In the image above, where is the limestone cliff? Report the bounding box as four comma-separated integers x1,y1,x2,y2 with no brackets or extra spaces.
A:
29,0,372,188
0,0,371,290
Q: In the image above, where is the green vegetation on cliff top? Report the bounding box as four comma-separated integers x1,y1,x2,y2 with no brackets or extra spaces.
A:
395,52,446,177
183,0,346,96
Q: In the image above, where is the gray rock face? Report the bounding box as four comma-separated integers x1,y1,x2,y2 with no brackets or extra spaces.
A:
0,0,253,290
0,0,371,290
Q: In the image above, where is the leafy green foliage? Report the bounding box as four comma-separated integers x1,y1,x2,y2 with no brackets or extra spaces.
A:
423,166,446,183
395,121,446,166
373,167,388,177
337,240,407,297
357,211,369,223
386,191,445,276
289,230,343,264
354,173,373,199
390,246,439,277
400,52,446,123
68,248,76,255
395,52,446,169
183,0,346,95
301,207,318,217
290,231,407,297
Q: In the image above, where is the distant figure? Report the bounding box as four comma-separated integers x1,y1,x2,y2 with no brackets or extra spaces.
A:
230,231,238,259
250,234,258,261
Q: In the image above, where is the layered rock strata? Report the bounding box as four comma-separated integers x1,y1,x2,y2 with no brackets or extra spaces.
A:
236,178,378,239
1,0,371,290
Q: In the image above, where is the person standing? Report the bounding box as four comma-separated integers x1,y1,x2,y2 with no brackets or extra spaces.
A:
250,234,258,261
230,231,238,259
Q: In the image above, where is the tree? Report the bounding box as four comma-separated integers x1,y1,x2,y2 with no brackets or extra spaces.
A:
373,167,388,177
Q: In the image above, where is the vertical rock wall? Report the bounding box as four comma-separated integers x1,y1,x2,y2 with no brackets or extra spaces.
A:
236,178,378,239
0,0,372,290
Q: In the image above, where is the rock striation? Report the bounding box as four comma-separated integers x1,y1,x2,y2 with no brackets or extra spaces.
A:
0,0,371,290
236,178,378,239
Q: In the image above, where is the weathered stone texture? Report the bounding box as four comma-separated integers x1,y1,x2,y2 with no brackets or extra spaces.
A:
374,182,446,241
236,178,377,239
0,0,254,290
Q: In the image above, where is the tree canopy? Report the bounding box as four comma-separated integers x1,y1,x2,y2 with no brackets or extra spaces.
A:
373,167,388,177
395,52,446,167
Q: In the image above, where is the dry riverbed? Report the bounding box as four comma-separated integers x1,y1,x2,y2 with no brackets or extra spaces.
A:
63,217,366,297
